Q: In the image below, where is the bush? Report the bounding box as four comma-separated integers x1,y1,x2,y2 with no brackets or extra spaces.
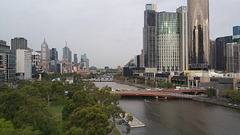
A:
204,88,216,97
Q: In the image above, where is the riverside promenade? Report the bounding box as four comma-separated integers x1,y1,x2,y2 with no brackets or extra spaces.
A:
192,96,240,110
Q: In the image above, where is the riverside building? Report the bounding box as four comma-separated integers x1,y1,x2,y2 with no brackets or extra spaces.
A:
188,0,210,70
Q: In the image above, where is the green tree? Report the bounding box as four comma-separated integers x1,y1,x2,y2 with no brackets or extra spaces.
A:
62,90,96,121
204,88,216,97
64,104,111,135
16,80,32,89
64,126,84,135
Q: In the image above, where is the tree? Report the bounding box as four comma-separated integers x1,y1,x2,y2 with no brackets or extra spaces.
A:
64,126,84,135
16,80,32,89
204,88,216,97
62,90,96,121
64,105,111,135
0,118,40,135
0,90,58,135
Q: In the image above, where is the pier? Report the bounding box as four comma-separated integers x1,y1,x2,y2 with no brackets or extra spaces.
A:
120,113,145,128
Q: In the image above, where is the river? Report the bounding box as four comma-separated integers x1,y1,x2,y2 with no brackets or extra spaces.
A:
95,82,240,135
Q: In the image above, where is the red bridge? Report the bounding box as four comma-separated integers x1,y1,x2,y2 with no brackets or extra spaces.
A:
111,90,205,99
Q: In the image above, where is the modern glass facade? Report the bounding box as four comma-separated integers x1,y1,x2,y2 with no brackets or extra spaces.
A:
143,4,157,68
157,12,180,72
188,0,210,70
215,36,232,71
233,26,240,44
63,46,71,63
0,42,16,84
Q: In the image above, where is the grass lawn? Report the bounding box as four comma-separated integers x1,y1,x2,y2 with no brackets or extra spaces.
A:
48,101,66,135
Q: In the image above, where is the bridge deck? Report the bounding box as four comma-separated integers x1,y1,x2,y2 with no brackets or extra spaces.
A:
111,90,204,99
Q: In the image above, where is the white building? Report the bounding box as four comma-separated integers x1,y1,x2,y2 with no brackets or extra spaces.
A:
16,49,32,80
32,51,41,72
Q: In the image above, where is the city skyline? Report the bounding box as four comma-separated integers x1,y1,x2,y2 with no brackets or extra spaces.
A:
0,0,239,68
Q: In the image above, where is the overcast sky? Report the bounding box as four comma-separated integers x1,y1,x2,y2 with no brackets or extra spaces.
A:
0,0,239,68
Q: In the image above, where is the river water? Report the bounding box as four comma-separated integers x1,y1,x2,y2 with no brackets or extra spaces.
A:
95,82,240,135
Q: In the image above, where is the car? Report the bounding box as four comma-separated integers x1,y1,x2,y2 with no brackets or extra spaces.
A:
146,88,151,91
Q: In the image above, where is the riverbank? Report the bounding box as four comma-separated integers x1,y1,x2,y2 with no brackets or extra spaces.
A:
114,80,147,89
192,96,240,110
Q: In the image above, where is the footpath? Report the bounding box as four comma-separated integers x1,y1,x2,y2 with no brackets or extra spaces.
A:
114,80,147,89
192,96,240,110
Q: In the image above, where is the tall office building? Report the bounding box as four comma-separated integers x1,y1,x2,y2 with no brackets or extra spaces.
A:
41,39,50,62
50,48,58,61
215,36,232,71
11,37,27,54
233,26,240,44
188,0,210,70
210,40,216,70
80,54,89,71
16,49,32,80
226,42,240,73
62,45,71,63
157,12,180,72
177,6,188,71
74,54,78,64
143,4,157,68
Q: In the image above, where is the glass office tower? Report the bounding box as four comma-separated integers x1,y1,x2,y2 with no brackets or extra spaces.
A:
188,0,210,70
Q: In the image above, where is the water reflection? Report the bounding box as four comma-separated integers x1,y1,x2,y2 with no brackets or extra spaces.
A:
95,82,240,135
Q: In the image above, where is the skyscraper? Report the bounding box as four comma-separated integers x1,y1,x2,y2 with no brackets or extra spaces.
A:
210,40,216,70
233,26,240,44
11,37,27,54
226,42,240,73
41,39,50,71
143,4,157,68
188,0,210,70
215,36,232,71
156,12,180,72
62,45,71,63
80,54,89,71
50,48,58,61
74,54,78,64
177,6,189,71
41,39,50,62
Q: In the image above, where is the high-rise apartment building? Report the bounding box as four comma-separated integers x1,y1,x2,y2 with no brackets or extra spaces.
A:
177,6,188,71
16,49,32,80
226,42,240,73
157,12,180,72
188,0,210,70
11,37,27,54
215,36,232,71
143,4,157,68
